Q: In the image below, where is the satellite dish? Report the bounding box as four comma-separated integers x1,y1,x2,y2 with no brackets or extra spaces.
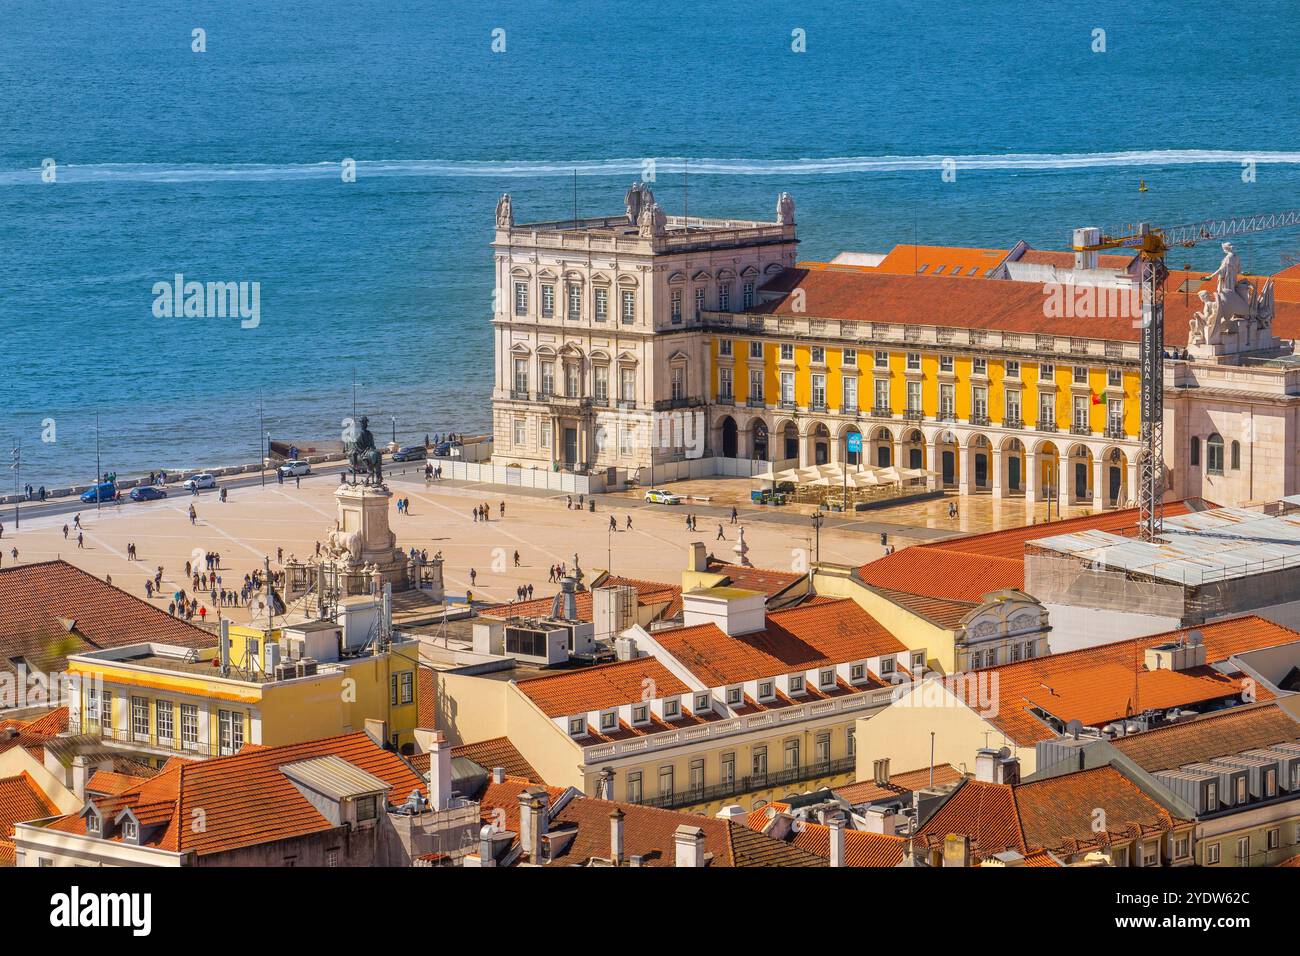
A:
1065,719,1084,739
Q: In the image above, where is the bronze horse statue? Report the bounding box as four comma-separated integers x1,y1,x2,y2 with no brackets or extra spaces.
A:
346,415,384,484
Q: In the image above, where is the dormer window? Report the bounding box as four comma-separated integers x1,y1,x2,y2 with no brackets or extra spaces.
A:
725,686,743,706
880,658,895,676
788,674,804,695
599,711,618,733
355,795,378,822
632,704,649,725
911,652,926,671
121,819,139,843
568,717,586,737
850,664,866,683
694,693,711,713
819,669,835,689
86,811,102,836
758,680,775,702
663,698,681,719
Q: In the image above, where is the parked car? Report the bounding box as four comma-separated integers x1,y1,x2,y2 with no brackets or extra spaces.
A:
129,486,168,502
431,440,457,457
644,489,684,505
391,445,427,463
80,481,118,503
278,460,312,477
184,473,217,491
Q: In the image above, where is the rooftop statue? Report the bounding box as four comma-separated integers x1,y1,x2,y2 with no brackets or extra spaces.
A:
495,193,514,229
1190,242,1276,349
776,191,796,225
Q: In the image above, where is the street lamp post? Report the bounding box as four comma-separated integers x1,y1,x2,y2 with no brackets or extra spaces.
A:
259,395,266,488
810,511,824,565
391,416,397,446
10,440,21,529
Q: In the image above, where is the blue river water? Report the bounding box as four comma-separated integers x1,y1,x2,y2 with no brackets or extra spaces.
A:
2,0,1299,486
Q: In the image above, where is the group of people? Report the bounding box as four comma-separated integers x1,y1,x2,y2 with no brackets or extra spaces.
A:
396,497,413,514
608,515,633,531
546,562,571,583
20,484,47,501
512,583,535,602
470,501,503,522
564,495,587,510
424,462,443,481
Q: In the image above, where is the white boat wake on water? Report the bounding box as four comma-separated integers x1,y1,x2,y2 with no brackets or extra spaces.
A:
4,150,1300,185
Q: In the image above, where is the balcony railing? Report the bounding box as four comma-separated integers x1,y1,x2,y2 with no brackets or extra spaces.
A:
810,401,829,414
779,399,797,410
970,412,990,427
654,396,704,411
1071,422,1091,436
615,399,637,410
871,406,892,418
1037,419,1057,433
631,756,857,811
747,396,766,408
716,394,734,406
82,723,230,759
1105,423,1127,440
1004,415,1024,430
510,388,530,401
903,409,924,422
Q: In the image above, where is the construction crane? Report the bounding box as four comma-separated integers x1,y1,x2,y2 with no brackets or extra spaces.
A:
1073,208,1300,541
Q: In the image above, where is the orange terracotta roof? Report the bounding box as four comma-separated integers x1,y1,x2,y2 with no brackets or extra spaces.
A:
856,501,1198,604
755,268,1300,347
516,658,691,718
1110,702,1300,772
450,737,542,783
0,561,210,680
44,732,428,858
649,598,906,686
703,560,804,598
417,668,436,728
950,615,1295,746
832,764,964,805
745,802,910,866
0,707,68,763
475,777,825,867
1016,249,1136,270
1013,767,1183,855
870,245,1010,278
86,770,155,797
0,772,60,844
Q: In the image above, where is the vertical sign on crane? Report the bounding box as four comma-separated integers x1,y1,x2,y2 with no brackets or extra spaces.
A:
1135,226,1167,541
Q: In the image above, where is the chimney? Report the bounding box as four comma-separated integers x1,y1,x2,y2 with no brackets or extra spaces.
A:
997,755,1021,787
628,854,645,867
609,808,625,866
477,824,497,867
861,804,899,835
674,824,706,867
827,814,846,868
715,804,747,822
872,757,891,786
71,755,91,801
1073,226,1101,271
491,766,506,785
943,833,971,867
688,542,708,573
427,731,452,810
975,747,1002,783
517,787,549,862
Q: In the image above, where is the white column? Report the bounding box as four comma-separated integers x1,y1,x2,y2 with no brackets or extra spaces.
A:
892,439,904,470
926,435,940,491
1092,454,1105,510
1025,450,1038,504
1058,453,1069,510
1127,458,1140,510
958,442,971,497
991,448,1004,499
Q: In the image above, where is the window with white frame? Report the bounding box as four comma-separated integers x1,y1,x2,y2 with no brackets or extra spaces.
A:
875,350,889,369
718,283,730,311
874,378,890,410
718,367,733,401
569,717,585,737
843,348,857,366
632,704,649,725
695,287,705,320
726,685,743,706
939,355,954,373
626,771,642,802
749,368,763,401
1073,366,1088,384
1205,842,1220,864
819,668,835,688
513,357,529,394
567,283,582,320
789,674,804,694
758,680,774,701
599,711,618,732
132,697,148,739
743,281,754,309
780,343,794,361
619,367,635,402
540,360,555,396
513,419,526,446
670,288,681,323
906,352,921,371
842,376,857,412
663,698,680,719
906,380,922,413
1039,392,1055,426
780,371,795,403
1107,368,1122,386
850,663,865,682
750,340,763,359
620,289,636,323
811,346,825,364
514,282,528,316
180,704,199,746
973,357,987,375
939,383,955,419
1038,363,1054,381
594,364,609,402
155,700,174,741
694,693,711,713
1005,360,1020,378
595,287,608,322
541,283,555,318
719,338,733,356
811,373,827,408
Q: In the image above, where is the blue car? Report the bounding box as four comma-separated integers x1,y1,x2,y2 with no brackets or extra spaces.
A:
129,486,168,502
80,481,118,503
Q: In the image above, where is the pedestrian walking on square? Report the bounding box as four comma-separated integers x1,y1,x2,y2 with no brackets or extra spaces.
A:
513,550,520,567
716,525,725,541
625,515,633,531
472,506,478,523
730,506,738,524
499,500,505,518
74,513,81,530
469,568,477,587
609,515,617,532
77,532,84,549
63,523,69,539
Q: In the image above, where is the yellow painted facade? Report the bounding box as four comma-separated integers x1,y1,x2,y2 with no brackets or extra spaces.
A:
712,336,1140,437
66,638,421,763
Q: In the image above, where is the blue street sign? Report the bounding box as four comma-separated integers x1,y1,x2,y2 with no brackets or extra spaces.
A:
846,433,862,454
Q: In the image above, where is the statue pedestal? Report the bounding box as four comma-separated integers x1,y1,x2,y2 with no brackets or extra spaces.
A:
328,483,410,593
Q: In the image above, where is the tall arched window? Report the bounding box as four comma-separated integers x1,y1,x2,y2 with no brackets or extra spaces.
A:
1207,433,1225,476
1231,440,1241,470
1190,436,1200,467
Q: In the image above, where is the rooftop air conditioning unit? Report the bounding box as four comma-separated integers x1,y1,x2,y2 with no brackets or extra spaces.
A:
296,658,318,678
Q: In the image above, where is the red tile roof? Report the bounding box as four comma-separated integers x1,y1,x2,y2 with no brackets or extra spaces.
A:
832,764,964,805
0,707,68,763
857,501,1198,603
516,658,691,719
919,767,1184,861
744,802,909,866
649,598,906,685
1110,702,1300,772
704,560,805,597
946,615,1294,746
0,561,211,679
0,771,60,866
44,732,428,858
756,268,1300,347
476,777,825,867
450,737,542,783
86,770,155,798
